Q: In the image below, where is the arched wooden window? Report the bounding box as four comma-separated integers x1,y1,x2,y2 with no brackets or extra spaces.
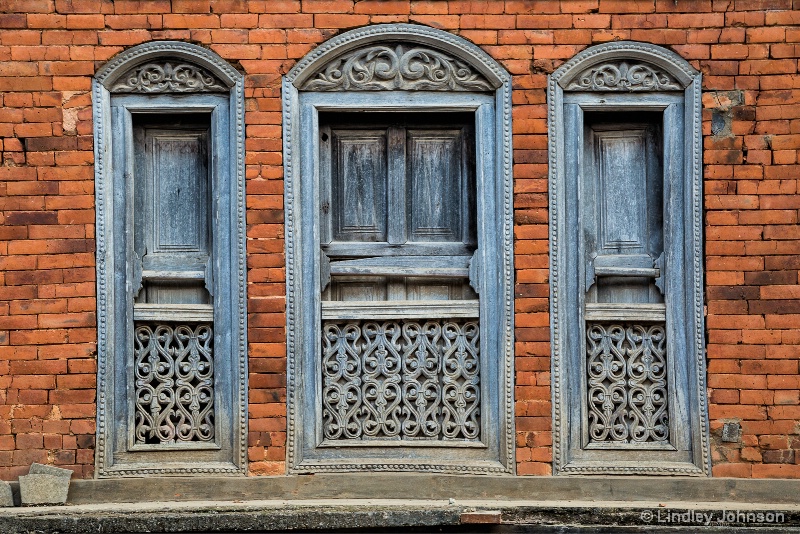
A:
93,42,247,477
548,42,710,475
283,24,515,474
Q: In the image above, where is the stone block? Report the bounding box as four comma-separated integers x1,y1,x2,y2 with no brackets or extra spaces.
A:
19,474,70,506
722,422,742,443
29,463,73,480
0,480,13,507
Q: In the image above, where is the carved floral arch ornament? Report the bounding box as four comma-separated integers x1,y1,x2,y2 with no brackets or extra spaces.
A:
551,41,696,92
285,24,505,91
283,24,515,474
95,41,240,93
548,42,711,476
93,42,247,477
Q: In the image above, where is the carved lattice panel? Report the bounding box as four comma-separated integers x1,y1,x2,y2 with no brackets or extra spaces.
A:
133,323,215,445
321,320,480,442
586,323,669,446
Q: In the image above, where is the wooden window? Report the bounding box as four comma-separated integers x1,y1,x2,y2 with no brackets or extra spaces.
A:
320,112,476,297
319,113,480,444
283,25,515,474
581,112,669,449
130,114,218,449
93,42,247,477
548,42,710,476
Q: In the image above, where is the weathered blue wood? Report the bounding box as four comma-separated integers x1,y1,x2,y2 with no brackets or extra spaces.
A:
548,42,709,476
409,130,462,242
93,42,247,477
387,126,406,245
302,90,494,110
323,242,474,257
329,255,470,277
283,24,514,475
332,130,388,242
150,132,209,252
584,118,664,305
597,130,648,250
564,92,684,107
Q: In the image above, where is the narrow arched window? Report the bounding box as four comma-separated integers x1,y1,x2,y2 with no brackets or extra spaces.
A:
548,42,710,475
93,42,247,476
283,24,515,474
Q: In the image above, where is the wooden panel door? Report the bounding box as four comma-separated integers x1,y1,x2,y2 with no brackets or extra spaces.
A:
318,112,481,444
580,112,670,450
131,114,216,448
330,130,388,243
583,113,664,307
408,130,464,242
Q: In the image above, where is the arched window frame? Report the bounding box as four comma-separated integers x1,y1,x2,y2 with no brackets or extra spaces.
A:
548,41,710,476
283,24,515,474
93,41,247,477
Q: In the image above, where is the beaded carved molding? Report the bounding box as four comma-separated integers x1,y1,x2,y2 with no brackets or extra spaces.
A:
301,44,493,92
322,320,480,442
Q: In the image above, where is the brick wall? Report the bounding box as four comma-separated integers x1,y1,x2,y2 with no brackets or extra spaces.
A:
0,0,798,479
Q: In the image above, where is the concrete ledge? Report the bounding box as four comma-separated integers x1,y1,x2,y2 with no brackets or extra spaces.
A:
51,474,800,506
1,499,799,534
0,501,463,533
4,475,800,533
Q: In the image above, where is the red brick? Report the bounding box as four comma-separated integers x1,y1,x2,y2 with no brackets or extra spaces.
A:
258,13,311,27
171,0,211,12
353,0,410,14
599,0,654,12
518,14,572,29
219,13,258,28
313,13,369,27
712,463,752,477
774,390,800,405
162,14,220,28
64,14,103,29
752,464,800,478
710,389,740,404
765,11,800,25
668,13,723,28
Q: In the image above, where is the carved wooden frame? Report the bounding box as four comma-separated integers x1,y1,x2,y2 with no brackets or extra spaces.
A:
283,24,515,474
548,42,710,475
93,41,247,477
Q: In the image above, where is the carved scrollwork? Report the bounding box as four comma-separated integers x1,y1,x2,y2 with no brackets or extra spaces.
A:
442,322,480,439
566,61,681,92
301,44,493,92
110,62,228,93
402,322,443,438
586,323,669,445
134,323,215,445
322,319,480,441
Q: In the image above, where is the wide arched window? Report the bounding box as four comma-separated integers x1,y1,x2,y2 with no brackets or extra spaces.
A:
283,24,515,474
548,42,710,475
93,42,247,477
